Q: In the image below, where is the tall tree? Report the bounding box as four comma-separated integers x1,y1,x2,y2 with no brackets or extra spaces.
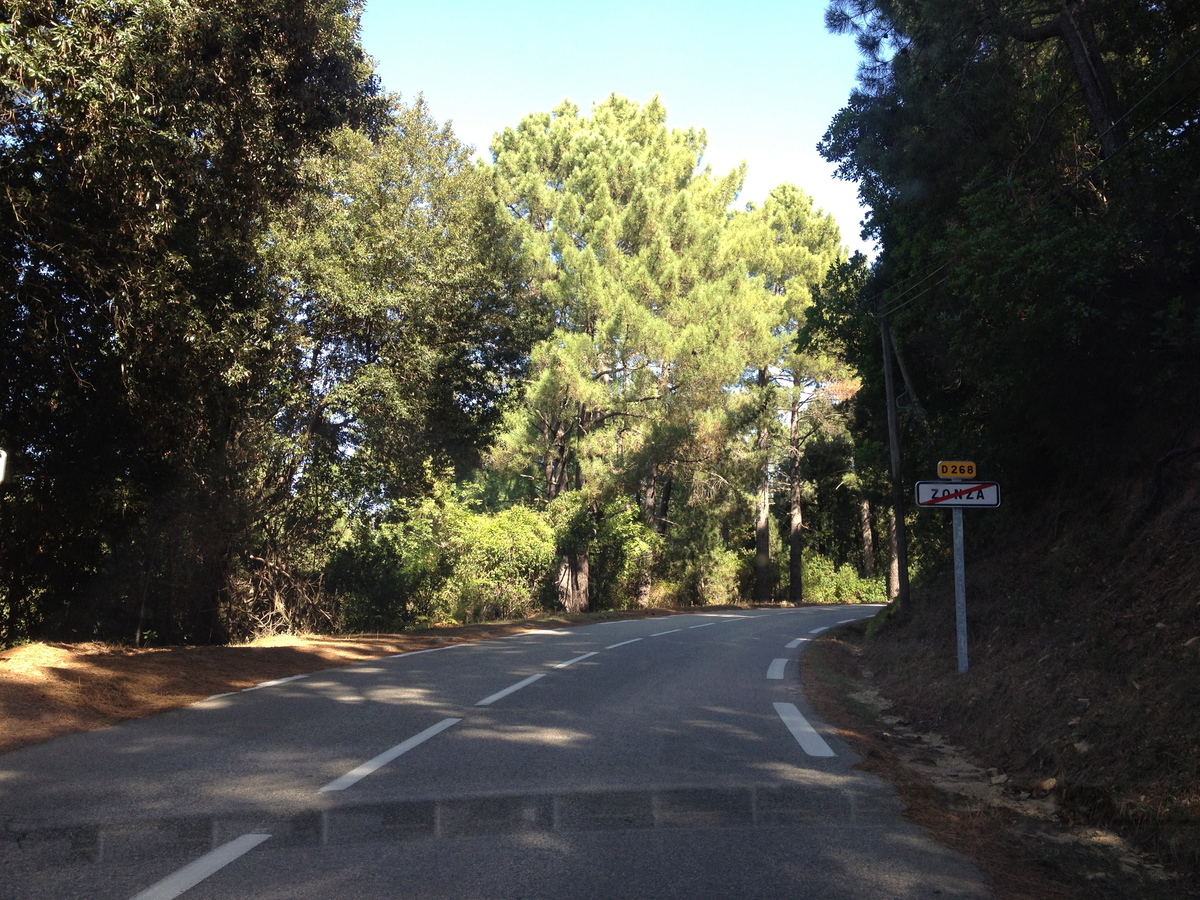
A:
0,0,385,644
733,185,843,604
238,97,537,633
486,95,780,611
818,0,1200,494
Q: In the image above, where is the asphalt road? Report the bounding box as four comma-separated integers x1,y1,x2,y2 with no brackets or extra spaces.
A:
0,605,990,899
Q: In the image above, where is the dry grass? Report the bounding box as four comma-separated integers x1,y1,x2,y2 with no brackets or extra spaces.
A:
0,609,688,755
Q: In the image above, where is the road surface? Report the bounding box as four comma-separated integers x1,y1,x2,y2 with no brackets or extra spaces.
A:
0,605,990,899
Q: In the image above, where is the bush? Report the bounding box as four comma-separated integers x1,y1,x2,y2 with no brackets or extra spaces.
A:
802,549,887,605
545,492,657,611
439,506,556,621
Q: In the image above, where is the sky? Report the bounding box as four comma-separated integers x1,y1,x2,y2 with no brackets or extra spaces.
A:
358,0,872,257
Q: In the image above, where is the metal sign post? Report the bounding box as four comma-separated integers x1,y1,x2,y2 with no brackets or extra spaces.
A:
952,506,968,673
915,462,1001,674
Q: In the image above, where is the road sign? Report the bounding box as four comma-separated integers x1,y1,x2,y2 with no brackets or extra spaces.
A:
937,460,976,478
915,481,1000,508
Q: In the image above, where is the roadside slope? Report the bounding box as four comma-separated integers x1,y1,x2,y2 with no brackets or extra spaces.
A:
802,459,1200,895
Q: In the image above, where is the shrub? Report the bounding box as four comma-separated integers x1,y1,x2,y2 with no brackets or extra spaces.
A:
801,549,887,604
439,506,556,621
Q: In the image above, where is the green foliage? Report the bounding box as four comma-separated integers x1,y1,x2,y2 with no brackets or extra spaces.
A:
484,95,851,611
0,0,386,645
438,506,556,622
801,550,887,605
817,0,1200,482
486,94,780,507
328,483,558,629
326,485,464,631
810,0,1200,594
544,492,657,611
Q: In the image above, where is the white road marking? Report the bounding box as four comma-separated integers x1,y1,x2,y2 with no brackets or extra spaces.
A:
809,626,829,635
554,652,598,669
475,674,545,706
785,638,805,648
243,674,308,692
510,629,572,636
606,638,643,649
688,622,717,629
382,644,460,659
650,628,683,636
774,702,836,757
128,833,271,900
837,618,859,624
766,658,788,679
319,718,461,792
205,671,312,700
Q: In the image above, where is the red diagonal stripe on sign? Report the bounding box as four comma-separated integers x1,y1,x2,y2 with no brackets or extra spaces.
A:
924,483,996,505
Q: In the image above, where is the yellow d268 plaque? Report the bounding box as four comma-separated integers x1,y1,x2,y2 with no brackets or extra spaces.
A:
937,460,977,479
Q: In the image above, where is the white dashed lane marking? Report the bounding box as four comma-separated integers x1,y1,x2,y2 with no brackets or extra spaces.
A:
554,652,598,669
774,702,835,757
129,833,271,900
320,718,462,792
475,674,545,706
766,659,788,680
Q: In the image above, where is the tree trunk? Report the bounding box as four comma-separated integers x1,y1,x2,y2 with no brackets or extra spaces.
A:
859,496,876,577
788,393,804,605
1058,0,1127,160
984,0,1127,160
887,508,900,603
755,368,772,605
657,473,673,536
558,551,590,614
642,457,658,529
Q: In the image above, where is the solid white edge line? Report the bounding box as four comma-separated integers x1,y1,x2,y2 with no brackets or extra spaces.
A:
505,629,572,637
554,651,598,669
605,638,643,649
319,718,461,792
128,833,271,900
809,626,829,635
649,628,683,636
243,673,308,692
766,658,788,680
475,673,545,706
381,644,460,659
774,702,836,757
688,622,717,629
785,638,805,649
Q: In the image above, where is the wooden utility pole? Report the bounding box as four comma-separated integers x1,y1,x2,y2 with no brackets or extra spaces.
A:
878,306,910,614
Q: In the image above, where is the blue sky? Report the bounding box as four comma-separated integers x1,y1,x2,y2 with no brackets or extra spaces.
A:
359,0,871,256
